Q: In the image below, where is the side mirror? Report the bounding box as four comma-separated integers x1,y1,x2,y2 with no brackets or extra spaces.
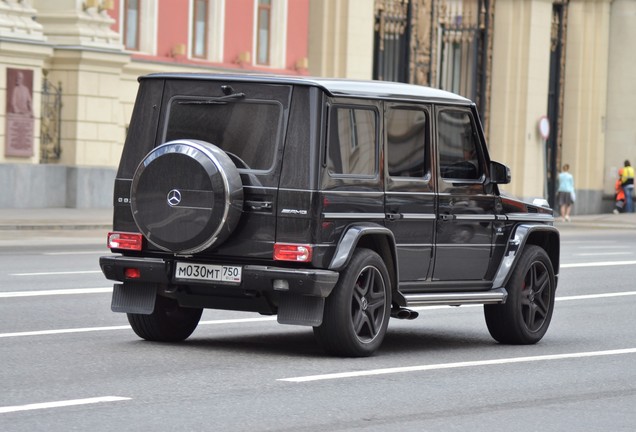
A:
490,161,511,184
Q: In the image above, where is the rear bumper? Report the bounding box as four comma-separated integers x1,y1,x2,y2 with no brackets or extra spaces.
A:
99,255,339,298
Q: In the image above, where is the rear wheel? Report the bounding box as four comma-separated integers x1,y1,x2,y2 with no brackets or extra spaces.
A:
314,248,391,357
128,295,202,342
485,245,555,344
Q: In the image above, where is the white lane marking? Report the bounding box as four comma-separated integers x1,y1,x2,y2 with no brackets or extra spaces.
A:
0,317,278,338
561,241,613,244
576,245,630,250
0,288,112,298
278,348,636,383
0,396,131,414
10,270,102,276
561,260,636,268
557,291,636,301
43,251,105,256
0,326,131,338
574,252,633,257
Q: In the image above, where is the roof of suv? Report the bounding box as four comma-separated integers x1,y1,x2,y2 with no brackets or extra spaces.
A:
141,72,471,104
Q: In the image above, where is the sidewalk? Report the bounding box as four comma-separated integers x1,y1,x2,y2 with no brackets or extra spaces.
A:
553,211,636,230
0,208,112,231
0,207,636,231
0,208,112,247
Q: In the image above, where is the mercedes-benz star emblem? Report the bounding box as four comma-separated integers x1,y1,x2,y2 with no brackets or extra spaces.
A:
167,189,182,207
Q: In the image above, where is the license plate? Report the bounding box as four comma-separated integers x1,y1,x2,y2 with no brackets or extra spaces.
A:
174,262,242,284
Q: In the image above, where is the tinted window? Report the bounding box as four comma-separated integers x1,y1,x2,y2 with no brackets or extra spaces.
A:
387,107,428,178
327,106,377,176
165,97,282,171
438,109,482,180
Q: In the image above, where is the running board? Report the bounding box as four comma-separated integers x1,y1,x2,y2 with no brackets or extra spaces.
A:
404,288,508,307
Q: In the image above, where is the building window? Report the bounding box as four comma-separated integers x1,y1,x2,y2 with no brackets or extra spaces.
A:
252,0,287,69
256,0,271,65
124,0,140,50
192,0,208,58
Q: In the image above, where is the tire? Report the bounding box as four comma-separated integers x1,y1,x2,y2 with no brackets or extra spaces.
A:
314,248,391,357
484,245,556,344
131,139,243,254
127,295,203,342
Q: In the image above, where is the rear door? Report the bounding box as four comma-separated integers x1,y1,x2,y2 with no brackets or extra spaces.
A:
384,102,436,289
161,80,292,259
432,106,496,282
318,100,384,267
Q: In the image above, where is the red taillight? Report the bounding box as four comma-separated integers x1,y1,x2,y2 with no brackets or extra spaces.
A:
108,232,143,251
124,268,141,279
273,243,313,262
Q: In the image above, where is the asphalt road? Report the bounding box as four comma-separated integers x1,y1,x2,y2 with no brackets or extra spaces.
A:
1,226,635,431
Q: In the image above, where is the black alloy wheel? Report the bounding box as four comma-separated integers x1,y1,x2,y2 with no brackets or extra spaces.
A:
314,248,391,357
485,245,556,344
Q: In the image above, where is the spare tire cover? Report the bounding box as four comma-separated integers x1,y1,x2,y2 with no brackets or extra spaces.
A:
131,139,243,254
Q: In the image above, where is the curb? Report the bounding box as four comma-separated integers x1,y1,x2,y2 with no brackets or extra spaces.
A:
555,222,636,230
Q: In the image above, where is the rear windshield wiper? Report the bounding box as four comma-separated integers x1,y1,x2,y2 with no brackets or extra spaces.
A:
178,93,246,105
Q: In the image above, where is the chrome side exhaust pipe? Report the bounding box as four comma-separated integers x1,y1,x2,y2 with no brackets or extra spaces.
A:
391,307,419,320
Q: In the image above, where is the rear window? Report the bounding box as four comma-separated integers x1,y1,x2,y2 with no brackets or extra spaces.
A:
327,105,378,177
164,96,283,171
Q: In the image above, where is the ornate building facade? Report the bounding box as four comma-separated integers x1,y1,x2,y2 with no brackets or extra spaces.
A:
0,0,309,207
310,0,635,214
1,0,634,213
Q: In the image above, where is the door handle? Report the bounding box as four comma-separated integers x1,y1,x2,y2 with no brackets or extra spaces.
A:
439,213,455,221
245,200,272,211
386,212,403,221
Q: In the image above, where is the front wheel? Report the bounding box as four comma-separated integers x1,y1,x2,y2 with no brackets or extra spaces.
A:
128,295,202,342
314,248,391,357
485,245,556,344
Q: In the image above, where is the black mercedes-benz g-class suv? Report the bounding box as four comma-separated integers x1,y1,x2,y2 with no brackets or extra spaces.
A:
100,73,559,357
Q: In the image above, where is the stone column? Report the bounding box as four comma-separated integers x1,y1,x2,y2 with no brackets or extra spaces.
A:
561,0,611,214
32,0,129,206
488,0,553,201
604,0,636,199
30,0,129,169
46,48,129,168
308,0,375,79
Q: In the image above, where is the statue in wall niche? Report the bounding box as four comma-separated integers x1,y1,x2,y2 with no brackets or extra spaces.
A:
10,71,32,115
5,68,34,158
